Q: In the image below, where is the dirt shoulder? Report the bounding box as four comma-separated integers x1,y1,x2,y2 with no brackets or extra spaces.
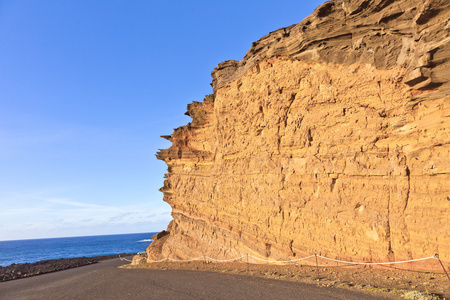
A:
126,257,450,299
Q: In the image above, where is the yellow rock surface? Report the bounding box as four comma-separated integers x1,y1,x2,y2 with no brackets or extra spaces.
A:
144,0,450,270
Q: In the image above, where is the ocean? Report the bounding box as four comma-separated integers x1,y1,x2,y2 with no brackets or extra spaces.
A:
0,232,156,267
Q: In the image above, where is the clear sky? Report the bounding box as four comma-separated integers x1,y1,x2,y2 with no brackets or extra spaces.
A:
0,0,326,241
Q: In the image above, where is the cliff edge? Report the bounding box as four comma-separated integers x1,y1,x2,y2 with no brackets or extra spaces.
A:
145,0,450,270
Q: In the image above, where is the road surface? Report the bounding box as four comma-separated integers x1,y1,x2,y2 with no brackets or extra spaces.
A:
0,257,389,299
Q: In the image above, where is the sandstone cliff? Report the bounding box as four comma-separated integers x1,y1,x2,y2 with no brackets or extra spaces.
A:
146,0,450,270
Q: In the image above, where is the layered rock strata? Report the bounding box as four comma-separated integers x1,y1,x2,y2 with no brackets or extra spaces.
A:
146,0,450,270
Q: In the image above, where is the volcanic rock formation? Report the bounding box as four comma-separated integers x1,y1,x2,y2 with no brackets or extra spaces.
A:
145,0,450,269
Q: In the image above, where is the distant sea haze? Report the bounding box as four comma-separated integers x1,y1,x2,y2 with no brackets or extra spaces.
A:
0,232,156,267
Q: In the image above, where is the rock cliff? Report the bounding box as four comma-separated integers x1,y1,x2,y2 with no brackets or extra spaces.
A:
146,0,450,270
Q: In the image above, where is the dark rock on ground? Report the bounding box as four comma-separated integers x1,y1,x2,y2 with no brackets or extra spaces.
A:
0,254,130,281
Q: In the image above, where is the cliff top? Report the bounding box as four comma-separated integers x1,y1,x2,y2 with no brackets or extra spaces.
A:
211,0,450,101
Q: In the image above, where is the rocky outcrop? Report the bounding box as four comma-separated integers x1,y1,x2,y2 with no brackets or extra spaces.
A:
145,0,450,270
212,0,450,99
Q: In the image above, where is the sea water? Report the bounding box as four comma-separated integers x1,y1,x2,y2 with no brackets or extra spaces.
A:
0,232,156,267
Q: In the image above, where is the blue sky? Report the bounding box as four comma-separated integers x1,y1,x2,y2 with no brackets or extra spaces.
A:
0,0,326,241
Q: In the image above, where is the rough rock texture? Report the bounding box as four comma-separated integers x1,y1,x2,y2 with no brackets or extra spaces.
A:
146,0,450,270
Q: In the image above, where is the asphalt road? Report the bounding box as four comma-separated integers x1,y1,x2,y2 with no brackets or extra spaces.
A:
0,257,388,300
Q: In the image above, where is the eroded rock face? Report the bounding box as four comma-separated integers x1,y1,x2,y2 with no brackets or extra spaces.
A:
212,0,450,101
146,0,450,269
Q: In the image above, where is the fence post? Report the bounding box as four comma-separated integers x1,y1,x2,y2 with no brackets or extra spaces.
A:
435,254,450,281
246,253,249,271
315,254,320,279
